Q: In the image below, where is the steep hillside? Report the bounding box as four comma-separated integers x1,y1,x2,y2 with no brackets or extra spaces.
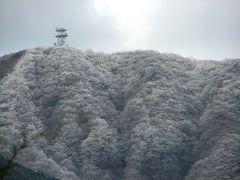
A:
0,155,59,180
0,46,240,180
0,50,27,80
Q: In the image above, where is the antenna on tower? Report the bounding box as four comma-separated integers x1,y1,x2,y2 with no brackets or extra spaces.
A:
55,27,68,46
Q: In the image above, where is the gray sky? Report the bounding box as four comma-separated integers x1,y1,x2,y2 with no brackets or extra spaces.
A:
0,0,240,60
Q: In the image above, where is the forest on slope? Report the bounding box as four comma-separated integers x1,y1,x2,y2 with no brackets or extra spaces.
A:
0,46,240,180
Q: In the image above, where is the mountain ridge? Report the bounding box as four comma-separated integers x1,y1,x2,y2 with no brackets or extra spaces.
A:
0,46,240,180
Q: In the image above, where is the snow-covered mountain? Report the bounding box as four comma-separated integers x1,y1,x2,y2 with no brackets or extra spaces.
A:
0,46,240,180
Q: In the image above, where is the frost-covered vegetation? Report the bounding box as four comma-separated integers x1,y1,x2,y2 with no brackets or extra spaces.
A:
0,46,240,180
0,50,26,80
0,155,58,180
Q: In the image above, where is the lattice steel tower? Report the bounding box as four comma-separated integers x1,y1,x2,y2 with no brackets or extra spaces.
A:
55,27,68,46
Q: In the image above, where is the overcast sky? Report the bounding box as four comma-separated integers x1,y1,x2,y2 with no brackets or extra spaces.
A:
0,0,239,60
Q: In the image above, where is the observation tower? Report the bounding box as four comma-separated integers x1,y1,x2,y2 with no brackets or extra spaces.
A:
55,27,68,46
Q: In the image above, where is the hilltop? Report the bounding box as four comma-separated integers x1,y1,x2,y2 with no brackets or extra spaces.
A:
0,46,240,180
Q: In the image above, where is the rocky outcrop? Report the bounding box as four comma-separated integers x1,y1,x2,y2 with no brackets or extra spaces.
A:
0,46,239,180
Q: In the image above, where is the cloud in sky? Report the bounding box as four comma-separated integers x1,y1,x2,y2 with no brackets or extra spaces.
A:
0,0,239,60
94,0,161,48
